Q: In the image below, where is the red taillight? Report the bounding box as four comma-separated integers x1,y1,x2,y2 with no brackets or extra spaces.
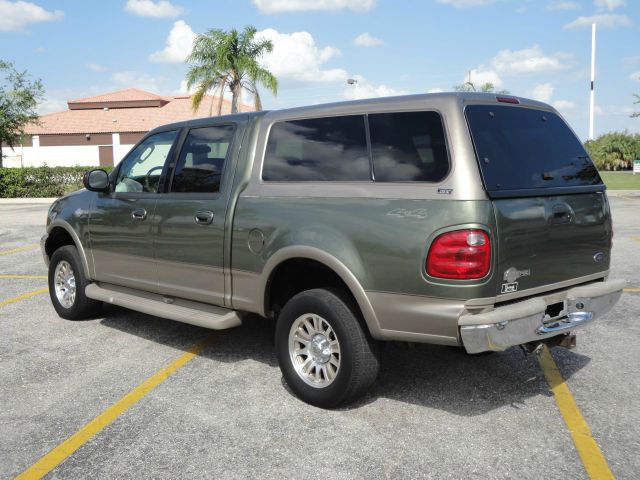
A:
426,229,491,279
496,96,519,104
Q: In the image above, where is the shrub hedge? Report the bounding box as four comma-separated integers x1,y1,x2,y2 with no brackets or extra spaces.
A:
0,166,113,198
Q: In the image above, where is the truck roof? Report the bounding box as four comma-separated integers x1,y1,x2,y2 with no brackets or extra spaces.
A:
151,92,552,134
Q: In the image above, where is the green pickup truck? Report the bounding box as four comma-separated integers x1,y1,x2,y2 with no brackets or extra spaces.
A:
42,92,624,407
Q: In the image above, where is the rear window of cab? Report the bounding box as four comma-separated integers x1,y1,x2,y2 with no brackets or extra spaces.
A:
262,111,450,182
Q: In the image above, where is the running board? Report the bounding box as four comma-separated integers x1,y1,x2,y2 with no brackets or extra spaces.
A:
86,283,242,330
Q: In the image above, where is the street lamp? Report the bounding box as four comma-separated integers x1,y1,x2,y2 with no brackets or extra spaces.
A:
347,78,359,98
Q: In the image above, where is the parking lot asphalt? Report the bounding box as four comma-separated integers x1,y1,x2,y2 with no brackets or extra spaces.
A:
0,197,638,479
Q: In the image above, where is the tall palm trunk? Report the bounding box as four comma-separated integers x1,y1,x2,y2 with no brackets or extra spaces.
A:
231,82,242,114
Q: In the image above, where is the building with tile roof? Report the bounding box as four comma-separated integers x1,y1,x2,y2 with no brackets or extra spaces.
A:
1,88,254,168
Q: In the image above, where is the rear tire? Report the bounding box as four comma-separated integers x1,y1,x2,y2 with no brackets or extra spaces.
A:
48,245,101,320
275,288,380,408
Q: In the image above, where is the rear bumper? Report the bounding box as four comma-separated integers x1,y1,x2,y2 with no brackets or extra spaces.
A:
459,279,625,354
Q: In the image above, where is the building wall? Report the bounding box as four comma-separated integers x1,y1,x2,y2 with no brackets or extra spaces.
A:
1,133,140,168
1,144,137,168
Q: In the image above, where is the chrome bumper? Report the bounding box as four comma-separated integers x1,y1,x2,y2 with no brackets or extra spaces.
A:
459,279,625,354
40,233,50,267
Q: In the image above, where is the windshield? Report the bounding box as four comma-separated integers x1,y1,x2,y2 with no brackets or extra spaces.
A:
465,105,603,197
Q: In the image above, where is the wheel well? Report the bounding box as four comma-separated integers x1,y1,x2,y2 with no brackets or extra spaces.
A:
265,258,357,318
45,227,75,258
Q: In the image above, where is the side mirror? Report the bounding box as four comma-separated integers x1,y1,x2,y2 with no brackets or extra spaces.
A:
83,169,110,192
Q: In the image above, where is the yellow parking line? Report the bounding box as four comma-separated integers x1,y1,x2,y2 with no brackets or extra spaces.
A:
537,346,615,480
16,335,215,480
624,288,640,292
0,244,39,256
0,275,47,279
0,288,49,308
632,236,640,244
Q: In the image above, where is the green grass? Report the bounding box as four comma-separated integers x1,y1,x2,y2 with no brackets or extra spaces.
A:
599,171,640,190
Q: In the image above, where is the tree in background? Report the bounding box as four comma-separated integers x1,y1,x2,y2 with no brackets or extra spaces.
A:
584,131,640,171
185,26,278,115
631,93,639,118
0,61,44,167
453,81,510,94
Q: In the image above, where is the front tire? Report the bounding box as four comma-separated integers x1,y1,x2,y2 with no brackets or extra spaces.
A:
275,288,380,408
48,245,101,320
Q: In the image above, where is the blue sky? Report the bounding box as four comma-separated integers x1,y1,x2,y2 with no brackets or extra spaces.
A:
0,0,638,139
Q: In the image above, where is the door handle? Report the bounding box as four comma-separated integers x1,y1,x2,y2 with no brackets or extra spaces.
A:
194,210,214,225
131,208,147,221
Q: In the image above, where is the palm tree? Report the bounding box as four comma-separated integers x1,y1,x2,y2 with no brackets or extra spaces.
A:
185,26,278,115
453,81,510,94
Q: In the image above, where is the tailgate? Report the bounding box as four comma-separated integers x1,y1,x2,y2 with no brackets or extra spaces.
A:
492,193,611,295
464,102,611,296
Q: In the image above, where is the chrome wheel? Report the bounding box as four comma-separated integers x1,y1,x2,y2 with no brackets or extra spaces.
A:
54,260,76,308
288,313,341,388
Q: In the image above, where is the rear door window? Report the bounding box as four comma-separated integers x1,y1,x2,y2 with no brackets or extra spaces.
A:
262,115,370,181
171,125,235,193
465,105,602,196
368,111,449,182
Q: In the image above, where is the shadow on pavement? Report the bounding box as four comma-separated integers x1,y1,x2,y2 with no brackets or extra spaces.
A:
99,304,591,415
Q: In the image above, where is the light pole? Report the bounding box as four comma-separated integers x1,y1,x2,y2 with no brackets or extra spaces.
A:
589,23,596,140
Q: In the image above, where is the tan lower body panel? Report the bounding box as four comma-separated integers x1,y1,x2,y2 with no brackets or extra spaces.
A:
365,291,462,346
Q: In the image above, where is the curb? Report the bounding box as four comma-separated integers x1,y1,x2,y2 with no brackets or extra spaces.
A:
605,190,640,197
0,198,58,205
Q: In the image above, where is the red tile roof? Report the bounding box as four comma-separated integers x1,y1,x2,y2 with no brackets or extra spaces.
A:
26,89,255,135
69,88,165,104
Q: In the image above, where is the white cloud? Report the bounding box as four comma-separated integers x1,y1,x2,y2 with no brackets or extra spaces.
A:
465,69,504,87
546,1,580,10
149,20,196,63
257,28,348,83
0,0,63,32
553,100,576,110
112,71,166,93
629,72,640,82
594,104,634,116
427,87,444,93
124,0,184,18
564,13,632,29
38,95,68,114
342,80,405,100
252,0,375,13
87,63,106,72
436,0,495,7
491,45,568,74
464,45,568,89
594,0,626,11
530,83,554,103
354,32,383,47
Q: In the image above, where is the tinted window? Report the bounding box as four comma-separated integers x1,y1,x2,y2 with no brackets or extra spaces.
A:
171,125,235,193
115,130,177,193
369,111,449,182
262,115,370,181
465,105,602,194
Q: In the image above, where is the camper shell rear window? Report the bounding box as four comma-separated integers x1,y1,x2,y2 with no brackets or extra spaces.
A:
465,105,604,198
